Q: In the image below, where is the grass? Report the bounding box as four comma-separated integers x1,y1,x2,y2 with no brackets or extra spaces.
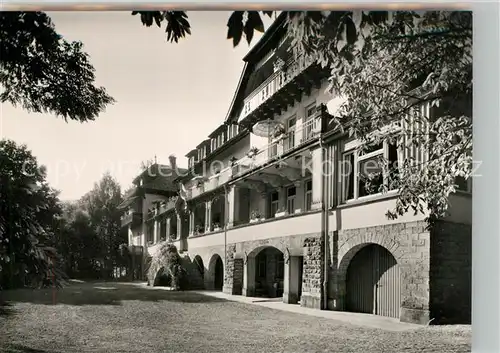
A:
0,281,471,353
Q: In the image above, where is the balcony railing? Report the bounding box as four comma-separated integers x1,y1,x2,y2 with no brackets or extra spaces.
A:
232,113,322,178
240,52,315,123
121,211,142,228
157,197,178,215
187,164,234,199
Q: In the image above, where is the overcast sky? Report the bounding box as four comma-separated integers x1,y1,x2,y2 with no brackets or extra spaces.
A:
1,11,273,200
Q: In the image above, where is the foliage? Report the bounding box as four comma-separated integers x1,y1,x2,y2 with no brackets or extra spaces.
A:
147,242,187,290
286,11,472,220
0,12,115,122
131,10,274,46
0,139,67,289
250,209,262,219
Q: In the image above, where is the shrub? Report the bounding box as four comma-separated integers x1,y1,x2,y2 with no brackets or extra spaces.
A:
147,242,188,290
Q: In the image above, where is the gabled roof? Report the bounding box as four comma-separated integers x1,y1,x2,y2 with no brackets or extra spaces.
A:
223,12,288,125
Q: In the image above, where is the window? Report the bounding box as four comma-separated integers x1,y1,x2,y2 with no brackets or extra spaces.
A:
285,116,296,151
270,191,279,217
342,141,400,202
304,103,317,141
305,103,316,120
146,223,154,243
286,186,296,214
305,180,313,211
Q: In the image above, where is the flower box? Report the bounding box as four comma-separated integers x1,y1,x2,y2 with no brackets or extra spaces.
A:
275,211,287,218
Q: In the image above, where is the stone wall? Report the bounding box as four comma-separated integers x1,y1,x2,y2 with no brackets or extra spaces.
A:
223,244,240,294
429,221,472,324
333,221,432,324
301,236,324,309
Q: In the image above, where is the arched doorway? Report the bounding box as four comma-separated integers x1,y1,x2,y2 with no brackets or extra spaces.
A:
194,255,204,278
345,244,400,318
209,254,224,291
153,267,172,287
253,246,285,298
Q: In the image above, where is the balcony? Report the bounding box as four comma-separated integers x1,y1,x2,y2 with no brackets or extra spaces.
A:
121,211,142,228
187,164,234,200
232,113,322,179
239,52,319,126
157,197,178,215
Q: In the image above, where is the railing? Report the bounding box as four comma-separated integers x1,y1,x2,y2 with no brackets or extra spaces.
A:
232,113,322,178
121,211,142,228
240,52,315,123
188,165,234,199
157,197,178,215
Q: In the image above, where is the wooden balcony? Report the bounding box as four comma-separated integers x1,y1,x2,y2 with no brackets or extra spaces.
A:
238,52,324,127
121,211,142,228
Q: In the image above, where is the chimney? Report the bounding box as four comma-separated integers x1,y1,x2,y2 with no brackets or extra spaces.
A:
168,155,177,172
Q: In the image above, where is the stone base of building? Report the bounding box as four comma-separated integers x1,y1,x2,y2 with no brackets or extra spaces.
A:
400,308,431,325
300,293,322,310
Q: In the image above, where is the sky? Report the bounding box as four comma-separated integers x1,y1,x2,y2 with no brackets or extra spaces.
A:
1,11,274,201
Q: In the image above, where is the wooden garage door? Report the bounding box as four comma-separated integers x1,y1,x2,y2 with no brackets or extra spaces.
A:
346,244,400,318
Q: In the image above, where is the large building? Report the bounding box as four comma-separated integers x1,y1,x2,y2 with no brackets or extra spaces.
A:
119,13,472,325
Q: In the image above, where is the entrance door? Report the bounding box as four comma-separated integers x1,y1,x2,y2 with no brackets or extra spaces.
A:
346,244,400,318
298,256,304,302
214,256,224,291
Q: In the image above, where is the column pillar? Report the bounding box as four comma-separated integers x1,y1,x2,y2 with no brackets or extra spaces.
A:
259,192,268,219
205,201,212,233
311,146,324,211
283,256,301,304
177,213,182,238
242,256,256,297
226,185,237,227
189,210,195,236
153,218,159,244
166,217,171,240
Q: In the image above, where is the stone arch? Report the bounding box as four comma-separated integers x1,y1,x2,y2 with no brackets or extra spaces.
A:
153,266,172,287
208,253,224,291
245,245,285,298
337,232,405,282
336,235,403,316
193,255,205,278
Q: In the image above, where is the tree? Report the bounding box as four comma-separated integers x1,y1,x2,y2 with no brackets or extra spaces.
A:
0,12,114,122
2,10,472,220
79,173,125,279
288,11,472,220
0,139,67,289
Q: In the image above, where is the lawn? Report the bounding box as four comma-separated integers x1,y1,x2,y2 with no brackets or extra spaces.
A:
0,281,471,353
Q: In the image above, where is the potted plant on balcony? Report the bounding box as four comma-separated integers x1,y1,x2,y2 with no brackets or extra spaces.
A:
194,224,204,236
271,125,286,144
229,156,238,166
275,205,287,218
212,222,221,232
250,209,262,223
247,146,259,158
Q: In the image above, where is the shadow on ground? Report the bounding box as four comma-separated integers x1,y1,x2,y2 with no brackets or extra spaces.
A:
0,344,56,353
0,280,226,307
